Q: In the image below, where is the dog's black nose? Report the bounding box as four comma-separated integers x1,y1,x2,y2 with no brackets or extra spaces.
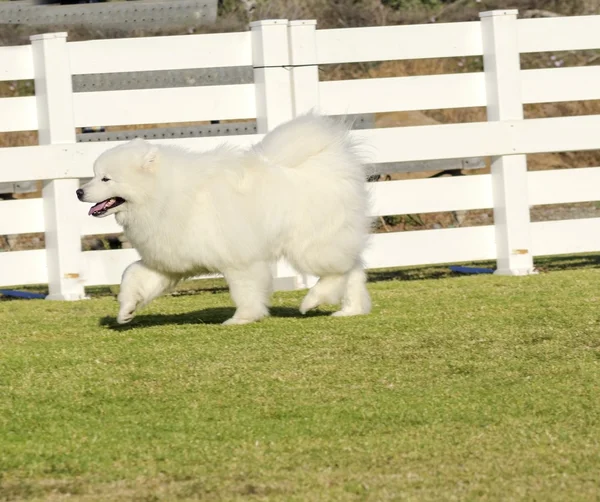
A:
76,188,84,200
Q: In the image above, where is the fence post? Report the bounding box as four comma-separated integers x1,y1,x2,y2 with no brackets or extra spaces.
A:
31,33,86,300
250,19,300,291
287,19,321,290
480,10,536,276
251,19,294,131
287,20,319,116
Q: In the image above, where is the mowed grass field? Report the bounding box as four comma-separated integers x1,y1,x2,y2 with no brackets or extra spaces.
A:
1,259,600,501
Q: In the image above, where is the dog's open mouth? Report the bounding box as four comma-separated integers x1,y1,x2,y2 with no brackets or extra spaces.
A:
89,197,126,217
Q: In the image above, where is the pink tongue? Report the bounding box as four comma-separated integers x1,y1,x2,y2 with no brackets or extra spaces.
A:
89,200,110,216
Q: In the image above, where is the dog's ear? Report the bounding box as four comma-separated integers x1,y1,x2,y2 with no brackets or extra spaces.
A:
141,144,159,172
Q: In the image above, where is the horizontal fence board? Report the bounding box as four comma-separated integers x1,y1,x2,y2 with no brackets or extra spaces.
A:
0,249,47,286
321,66,600,115
358,122,509,164
4,115,600,183
3,220,600,288
522,66,600,104
0,96,38,133
532,218,600,256
357,115,600,164
83,248,139,286
36,63,600,134
319,73,486,115
0,134,262,183
528,167,600,206
0,198,44,235
68,32,253,75
368,175,492,216
364,226,496,269
0,45,34,81
73,84,256,127
518,16,600,53
315,21,483,65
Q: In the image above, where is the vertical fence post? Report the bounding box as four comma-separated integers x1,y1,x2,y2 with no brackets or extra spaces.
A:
251,19,294,131
287,20,319,116
250,19,300,291
287,19,320,290
31,33,85,300
480,10,536,276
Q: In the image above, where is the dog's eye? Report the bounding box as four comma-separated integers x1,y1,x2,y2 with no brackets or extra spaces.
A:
101,177,110,182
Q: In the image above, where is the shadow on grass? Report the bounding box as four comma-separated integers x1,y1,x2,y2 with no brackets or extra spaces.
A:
99,306,331,330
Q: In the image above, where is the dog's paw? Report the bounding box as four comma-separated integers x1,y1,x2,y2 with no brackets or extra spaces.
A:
117,310,135,324
299,292,320,315
331,309,368,317
222,317,255,326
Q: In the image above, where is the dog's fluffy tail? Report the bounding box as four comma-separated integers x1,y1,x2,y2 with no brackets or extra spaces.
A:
256,113,357,170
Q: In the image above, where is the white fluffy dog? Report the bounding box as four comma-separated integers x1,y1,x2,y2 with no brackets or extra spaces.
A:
78,114,372,325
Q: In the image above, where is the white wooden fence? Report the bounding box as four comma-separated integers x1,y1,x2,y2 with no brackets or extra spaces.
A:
1,10,600,299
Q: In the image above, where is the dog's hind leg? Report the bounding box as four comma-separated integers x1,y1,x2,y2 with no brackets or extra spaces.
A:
222,261,272,325
332,264,371,317
299,274,347,314
300,263,371,317
117,261,179,324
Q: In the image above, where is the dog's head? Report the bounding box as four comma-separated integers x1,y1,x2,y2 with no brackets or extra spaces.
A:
77,138,159,218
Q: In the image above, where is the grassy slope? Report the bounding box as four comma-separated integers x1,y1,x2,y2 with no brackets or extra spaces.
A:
1,267,600,501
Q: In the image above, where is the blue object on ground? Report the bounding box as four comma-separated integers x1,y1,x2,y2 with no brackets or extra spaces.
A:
449,266,494,275
0,289,46,299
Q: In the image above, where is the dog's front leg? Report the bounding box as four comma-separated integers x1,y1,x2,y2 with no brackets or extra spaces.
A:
117,261,179,324
222,262,273,325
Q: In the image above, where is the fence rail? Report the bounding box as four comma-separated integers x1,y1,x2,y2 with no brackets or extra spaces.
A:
1,10,600,298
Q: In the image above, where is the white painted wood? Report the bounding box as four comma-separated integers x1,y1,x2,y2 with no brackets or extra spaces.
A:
518,16,600,53
522,66,600,104
480,10,534,276
25,166,600,241
320,73,486,115
67,32,252,75
251,19,294,132
288,20,320,116
510,115,600,154
0,44,34,81
532,218,600,256
0,134,263,183
0,96,38,133
368,175,493,217
315,21,483,64
320,66,600,116
251,19,298,290
364,226,496,270
73,84,257,127
528,167,600,206
4,115,600,184
0,249,48,286
31,32,86,300
287,19,321,290
0,199,44,235
5,15,600,292
82,249,139,286
355,115,600,164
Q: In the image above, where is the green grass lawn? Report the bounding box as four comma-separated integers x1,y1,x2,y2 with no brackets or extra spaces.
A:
1,259,600,501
